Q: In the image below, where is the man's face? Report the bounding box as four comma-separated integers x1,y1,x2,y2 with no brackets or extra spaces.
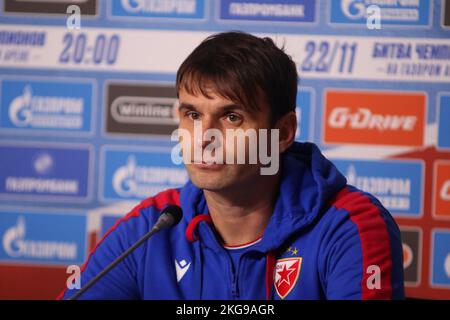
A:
177,88,273,192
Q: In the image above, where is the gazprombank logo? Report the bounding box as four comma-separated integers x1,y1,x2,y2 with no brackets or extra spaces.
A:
324,90,425,147
0,144,91,201
218,0,316,24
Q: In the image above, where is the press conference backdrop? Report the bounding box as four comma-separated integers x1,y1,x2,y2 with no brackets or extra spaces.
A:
0,0,449,300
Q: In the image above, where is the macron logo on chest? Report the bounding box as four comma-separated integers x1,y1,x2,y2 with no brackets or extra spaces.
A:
175,259,191,282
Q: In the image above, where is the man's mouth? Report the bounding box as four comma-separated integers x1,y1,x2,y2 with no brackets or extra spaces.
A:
191,160,224,170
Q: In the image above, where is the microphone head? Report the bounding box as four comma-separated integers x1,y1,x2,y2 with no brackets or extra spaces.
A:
156,205,183,229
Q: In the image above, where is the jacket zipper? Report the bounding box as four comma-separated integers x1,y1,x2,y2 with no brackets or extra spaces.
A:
230,251,252,299
231,274,239,298
228,258,240,299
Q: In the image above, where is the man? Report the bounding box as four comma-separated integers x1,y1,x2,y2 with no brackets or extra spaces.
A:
59,31,404,300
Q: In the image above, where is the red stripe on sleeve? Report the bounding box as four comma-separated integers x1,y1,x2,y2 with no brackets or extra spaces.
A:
331,187,393,300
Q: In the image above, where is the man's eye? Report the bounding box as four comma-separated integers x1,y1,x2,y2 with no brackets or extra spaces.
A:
226,113,241,122
186,112,200,120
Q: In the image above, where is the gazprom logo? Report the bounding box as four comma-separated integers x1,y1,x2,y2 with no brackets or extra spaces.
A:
2,216,77,261
333,159,423,217
120,0,197,14
33,152,54,175
111,0,205,19
113,155,141,197
8,85,83,128
330,0,431,26
345,164,411,212
340,0,366,19
9,86,84,129
112,155,187,197
1,79,93,134
103,149,188,201
2,216,26,258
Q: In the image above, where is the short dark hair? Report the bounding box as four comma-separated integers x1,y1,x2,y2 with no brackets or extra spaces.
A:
176,31,298,123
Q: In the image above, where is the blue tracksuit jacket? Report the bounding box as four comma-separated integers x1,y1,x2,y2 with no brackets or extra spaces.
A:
60,142,405,300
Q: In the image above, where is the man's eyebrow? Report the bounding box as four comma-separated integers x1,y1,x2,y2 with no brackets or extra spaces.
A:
178,102,247,113
178,103,195,111
218,104,246,113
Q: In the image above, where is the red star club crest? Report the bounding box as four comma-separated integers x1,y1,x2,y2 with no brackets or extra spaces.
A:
274,257,302,299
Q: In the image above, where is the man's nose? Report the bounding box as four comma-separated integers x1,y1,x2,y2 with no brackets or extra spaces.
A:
194,117,219,149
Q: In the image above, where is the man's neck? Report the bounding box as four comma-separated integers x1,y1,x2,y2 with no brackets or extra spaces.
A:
203,171,281,247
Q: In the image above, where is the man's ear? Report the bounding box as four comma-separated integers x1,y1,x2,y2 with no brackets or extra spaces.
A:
274,111,297,153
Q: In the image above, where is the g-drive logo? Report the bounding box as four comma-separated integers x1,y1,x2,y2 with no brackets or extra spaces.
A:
333,159,423,217
324,90,425,147
0,79,93,134
0,212,86,264
330,0,431,26
102,148,188,201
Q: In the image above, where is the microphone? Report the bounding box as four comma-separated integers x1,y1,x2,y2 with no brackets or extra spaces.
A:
68,205,183,300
